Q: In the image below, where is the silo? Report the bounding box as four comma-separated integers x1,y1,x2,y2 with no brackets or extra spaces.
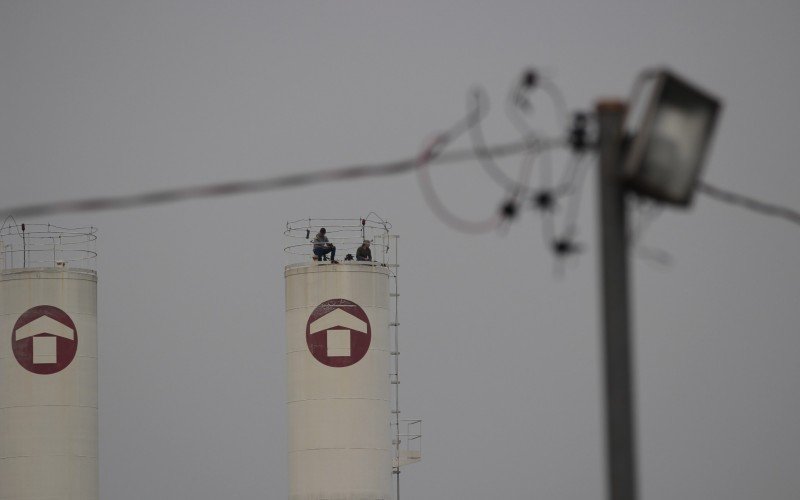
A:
285,262,392,500
0,224,98,500
285,219,393,500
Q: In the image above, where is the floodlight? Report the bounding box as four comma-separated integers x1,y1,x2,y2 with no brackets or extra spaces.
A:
623,69,722,206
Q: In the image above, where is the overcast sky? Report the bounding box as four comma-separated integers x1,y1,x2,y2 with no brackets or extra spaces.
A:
1,1,799,499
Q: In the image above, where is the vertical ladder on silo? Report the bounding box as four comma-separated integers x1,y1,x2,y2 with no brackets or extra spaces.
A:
386,234,401,500
383,234,421,500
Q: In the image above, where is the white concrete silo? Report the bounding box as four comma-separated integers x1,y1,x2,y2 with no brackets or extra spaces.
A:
0,224,98,500
284,217,401,500
284,218,423,500
285,262,392,500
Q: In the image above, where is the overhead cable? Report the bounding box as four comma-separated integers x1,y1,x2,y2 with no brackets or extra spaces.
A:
469,87,530,192
0,137,559,219
415,133,502,235
698,181,800,228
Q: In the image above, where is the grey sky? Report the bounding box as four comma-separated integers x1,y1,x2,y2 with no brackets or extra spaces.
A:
1,1,799,499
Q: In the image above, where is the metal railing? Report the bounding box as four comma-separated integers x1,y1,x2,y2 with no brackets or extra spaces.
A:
0,223,97,271
284,215,392,264
392,418,423,458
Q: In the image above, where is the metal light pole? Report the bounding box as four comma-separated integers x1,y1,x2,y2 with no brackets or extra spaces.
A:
596,100,638,500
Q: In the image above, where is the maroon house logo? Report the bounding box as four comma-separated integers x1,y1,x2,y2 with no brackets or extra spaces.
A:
11,305,78,375
306,299,371,368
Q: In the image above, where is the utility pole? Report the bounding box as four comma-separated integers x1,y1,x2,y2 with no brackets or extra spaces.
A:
596,100,638,500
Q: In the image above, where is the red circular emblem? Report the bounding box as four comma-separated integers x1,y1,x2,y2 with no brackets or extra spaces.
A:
306,299,371,368
11,305,78,375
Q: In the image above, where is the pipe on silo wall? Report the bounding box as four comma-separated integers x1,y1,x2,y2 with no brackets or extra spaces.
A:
0,268,98,500
285,263,392,500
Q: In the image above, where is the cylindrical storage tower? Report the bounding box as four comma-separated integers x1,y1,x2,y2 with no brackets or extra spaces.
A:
0,225,98,500
285,263,392,500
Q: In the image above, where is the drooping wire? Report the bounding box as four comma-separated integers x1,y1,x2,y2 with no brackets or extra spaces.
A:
556,153,590,243
466,78,568,236
512,150,537,199
552,151,581,197
522,106,596,267
497,150,539,234
698,181,800,228
529,150,589,261
506,89,536,138
0,138,543,219
628,197,672,267
629,198,663,242
469,87,537,194
414,111,504,234
414,95,559,234
1,76,793,248
538,77,569,132
469,79,568,198
507,69,569,137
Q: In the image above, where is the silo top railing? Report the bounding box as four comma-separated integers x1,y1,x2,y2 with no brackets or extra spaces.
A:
0,223,97,271
284,215,393,265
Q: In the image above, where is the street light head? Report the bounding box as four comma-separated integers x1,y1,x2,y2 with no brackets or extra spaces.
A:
623,68,722,206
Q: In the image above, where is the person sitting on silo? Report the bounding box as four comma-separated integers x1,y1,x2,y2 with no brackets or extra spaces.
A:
312,228,338,263
356,240,372,261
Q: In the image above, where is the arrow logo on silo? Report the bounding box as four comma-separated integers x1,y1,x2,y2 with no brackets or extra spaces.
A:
306,299,371,368
11,305,78,375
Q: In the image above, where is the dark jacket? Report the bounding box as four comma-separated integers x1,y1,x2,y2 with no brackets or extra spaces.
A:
356,245,372,261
